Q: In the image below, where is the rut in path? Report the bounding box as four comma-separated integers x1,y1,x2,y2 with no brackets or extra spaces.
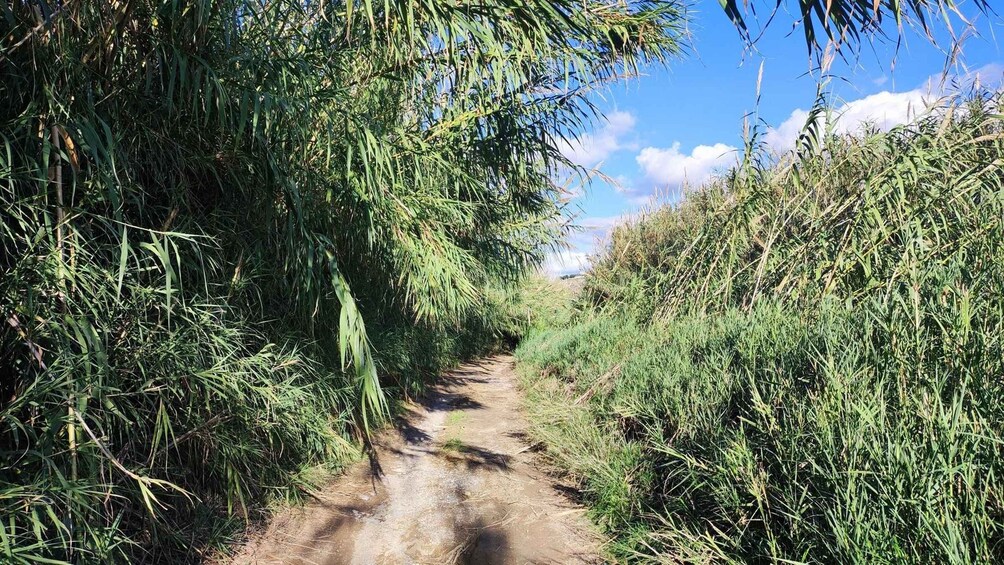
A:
232,355,603,565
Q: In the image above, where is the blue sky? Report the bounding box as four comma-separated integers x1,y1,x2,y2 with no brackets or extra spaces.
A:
547,1,1004,275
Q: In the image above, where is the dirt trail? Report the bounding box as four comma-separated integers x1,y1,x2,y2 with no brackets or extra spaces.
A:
232,355,603,565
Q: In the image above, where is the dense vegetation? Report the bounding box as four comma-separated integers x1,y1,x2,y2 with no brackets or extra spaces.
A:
0,1,685,562
2,0,994,563
517,94,1004,563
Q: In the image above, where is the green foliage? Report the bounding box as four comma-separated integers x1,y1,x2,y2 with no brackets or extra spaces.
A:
720,0,992,60
1,1,684,562
518,95,1004,563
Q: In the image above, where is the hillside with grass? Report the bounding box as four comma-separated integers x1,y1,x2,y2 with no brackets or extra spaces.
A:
517,95,1004,562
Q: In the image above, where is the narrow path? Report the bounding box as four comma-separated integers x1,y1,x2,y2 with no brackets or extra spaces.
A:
232,355,602,565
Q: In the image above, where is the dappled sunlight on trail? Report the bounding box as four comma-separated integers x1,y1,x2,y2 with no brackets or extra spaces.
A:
232,356,601,565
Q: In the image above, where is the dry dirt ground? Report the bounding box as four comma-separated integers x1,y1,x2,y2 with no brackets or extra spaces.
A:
230,355,604,565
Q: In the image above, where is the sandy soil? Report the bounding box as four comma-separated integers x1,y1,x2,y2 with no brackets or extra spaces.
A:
230,355,603,565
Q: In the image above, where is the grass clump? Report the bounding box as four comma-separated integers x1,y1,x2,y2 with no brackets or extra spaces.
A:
517,94,1004,563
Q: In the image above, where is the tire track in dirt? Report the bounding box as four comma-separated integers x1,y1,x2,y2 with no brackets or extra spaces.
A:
231,355,603,565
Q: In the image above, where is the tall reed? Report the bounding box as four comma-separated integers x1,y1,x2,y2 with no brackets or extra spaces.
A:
519,93,1004,563
1,1,684,561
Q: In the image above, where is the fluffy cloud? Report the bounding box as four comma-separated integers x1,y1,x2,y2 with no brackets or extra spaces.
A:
635,142,737,188
559,110,637,168
543,250,589,277
764,90,933,152
765,64,1004,153
762,108,812,152
632,65,1004,196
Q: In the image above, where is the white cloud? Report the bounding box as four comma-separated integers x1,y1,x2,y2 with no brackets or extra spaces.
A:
763,108,811,152
543,250,589,277
625,64,1003,203
765,90,935,152
635,142,738,188
839,90,933,130
559,110,637,168
765,63,1004,153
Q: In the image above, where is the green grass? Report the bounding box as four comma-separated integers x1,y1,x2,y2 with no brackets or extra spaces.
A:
517,94,1004,563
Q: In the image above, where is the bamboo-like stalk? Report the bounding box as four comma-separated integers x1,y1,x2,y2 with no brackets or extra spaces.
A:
49,121,78,559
